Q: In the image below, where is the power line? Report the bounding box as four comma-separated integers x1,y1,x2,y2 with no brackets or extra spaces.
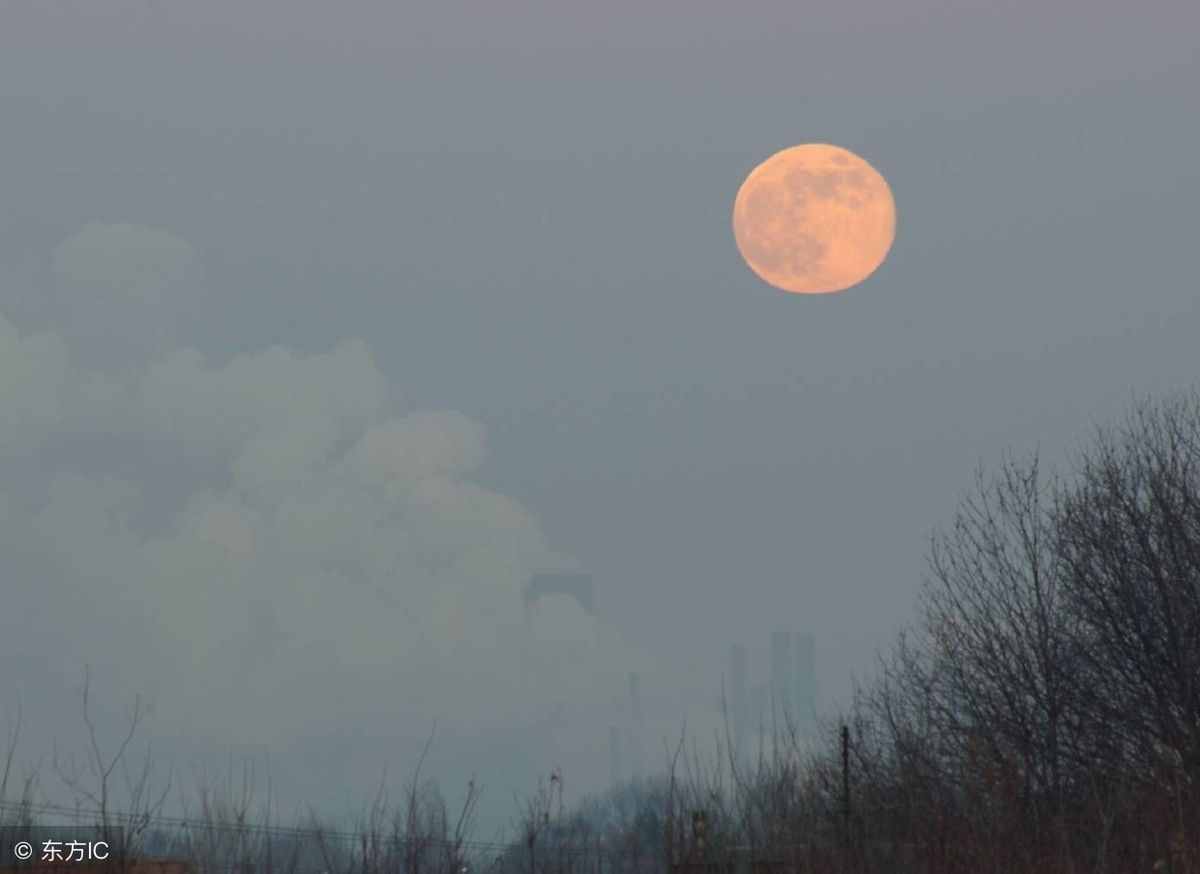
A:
0,800,639,858
0,799,515,853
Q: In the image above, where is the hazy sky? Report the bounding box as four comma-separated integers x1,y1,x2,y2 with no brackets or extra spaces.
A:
2,0,1198,834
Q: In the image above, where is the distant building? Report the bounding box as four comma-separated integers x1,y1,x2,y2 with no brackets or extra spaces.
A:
793,631,816,724
770,630,794,723
726,630,817,754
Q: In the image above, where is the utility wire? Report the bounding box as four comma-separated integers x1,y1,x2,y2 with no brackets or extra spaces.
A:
0,799,515,852
0,799,635,857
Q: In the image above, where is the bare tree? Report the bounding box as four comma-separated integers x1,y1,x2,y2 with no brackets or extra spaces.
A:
393,730,484,874
920,456,1088,820
1,700,38,830
516,769,565,874
1057,391,1200,785
52,667,171,862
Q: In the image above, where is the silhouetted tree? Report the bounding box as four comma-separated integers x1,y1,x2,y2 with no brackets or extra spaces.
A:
1058,391,1200,786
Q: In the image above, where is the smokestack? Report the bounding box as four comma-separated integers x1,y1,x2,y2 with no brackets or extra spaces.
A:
609,725,622,788
729,644,748,762
770,630,793,725
627,672,644,779
794,631,816,727
629,671,643,723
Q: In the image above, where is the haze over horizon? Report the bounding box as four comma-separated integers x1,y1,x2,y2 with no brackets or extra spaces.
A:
1,0,1198,835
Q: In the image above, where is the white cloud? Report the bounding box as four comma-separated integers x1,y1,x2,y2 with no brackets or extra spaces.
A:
47,223,201,371
0,301,647,815
140,340,385,458
0,311,70,450
53,222,197,304
350,411,486,484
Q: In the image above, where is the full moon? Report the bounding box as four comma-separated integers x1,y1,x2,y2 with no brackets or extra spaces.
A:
732,143,896,295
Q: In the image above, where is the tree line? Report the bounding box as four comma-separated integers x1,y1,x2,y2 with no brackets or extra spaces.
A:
4,390,1200,873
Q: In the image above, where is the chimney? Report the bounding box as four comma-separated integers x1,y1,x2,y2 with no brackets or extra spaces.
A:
794,631,816,727
609,725,622,788
770,630,794,725
627,671,644,779
729,643,748,762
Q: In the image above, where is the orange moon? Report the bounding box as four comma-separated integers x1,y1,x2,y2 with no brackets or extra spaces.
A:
732,143,896,295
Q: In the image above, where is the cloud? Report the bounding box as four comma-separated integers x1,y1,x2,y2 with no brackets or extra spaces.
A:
0,300,644,818
46,223,201,371
349,411,486,483
0,312,70,451
139,340,387,487
53,222,197,304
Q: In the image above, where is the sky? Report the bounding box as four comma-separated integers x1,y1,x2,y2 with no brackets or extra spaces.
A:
1,0,1199,836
